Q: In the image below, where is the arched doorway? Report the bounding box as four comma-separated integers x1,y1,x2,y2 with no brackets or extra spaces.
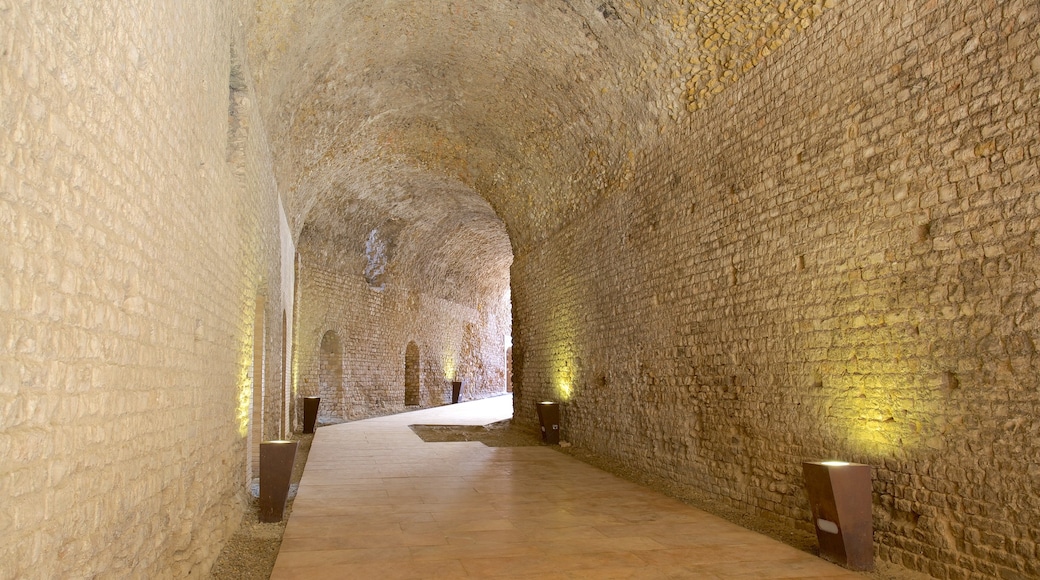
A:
318,330,343,419
404,342,420,406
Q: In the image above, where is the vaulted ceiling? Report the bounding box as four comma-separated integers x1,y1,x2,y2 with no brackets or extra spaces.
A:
244,0,829,298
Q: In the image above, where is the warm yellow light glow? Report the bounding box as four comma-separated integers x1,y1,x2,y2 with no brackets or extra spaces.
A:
558,378,573,399
551,357,575,401
443,349,457,380
547,286,578,402
821,364,936,457
810,272,942,459
236,329,253,438
822,461,851,466
234,292,260,439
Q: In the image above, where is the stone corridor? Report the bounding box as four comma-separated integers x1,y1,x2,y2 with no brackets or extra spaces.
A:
3,1,1038,578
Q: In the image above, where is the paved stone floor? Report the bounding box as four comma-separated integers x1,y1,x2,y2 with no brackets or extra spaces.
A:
271,395,860,579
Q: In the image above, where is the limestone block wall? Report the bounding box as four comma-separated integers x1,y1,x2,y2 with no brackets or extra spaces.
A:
512,0,1040,577
294,254,509,422
230,31,295,465
1,3,287,578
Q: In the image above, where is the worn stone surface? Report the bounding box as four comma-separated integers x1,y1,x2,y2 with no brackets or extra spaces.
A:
513,1,1040,578
0,2,289,578
244,0,832,256
4,0,1038,578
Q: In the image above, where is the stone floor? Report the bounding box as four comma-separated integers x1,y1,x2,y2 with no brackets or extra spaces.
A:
271,395,860,579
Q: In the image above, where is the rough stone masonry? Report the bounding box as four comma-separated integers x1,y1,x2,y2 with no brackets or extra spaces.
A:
1,0,1038,578
514,1,1040,578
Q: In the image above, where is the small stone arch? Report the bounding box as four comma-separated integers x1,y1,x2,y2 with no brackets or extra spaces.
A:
318,330,343,417
404,342,420,406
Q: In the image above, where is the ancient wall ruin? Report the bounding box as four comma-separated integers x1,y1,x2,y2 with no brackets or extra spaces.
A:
1,3,288,577
4,0,1038,577
513,0,1040,577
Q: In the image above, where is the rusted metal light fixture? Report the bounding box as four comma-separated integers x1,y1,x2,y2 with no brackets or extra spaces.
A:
802,460,874,571
259,440,298,522
536,401,560,444
451,380,463,404
302,396,320,434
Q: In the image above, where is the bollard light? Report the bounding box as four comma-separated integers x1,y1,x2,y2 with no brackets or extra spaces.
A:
260,440,298,522
302,396,320,434
802,460,874,570
536,401,560,444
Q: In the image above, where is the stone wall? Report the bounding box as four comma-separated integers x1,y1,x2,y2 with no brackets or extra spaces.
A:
294,249,510,422
512,0,1040,577
0,3,287,577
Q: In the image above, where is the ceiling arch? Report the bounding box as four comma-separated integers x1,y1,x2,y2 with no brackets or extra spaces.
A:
244,0,832,292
